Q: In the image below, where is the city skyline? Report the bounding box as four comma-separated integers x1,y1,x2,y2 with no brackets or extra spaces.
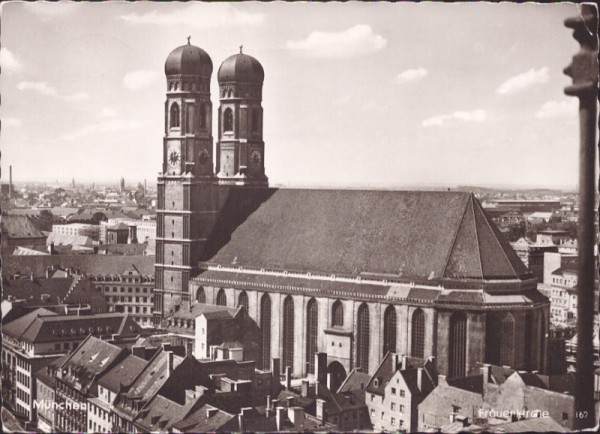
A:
1,2,584,189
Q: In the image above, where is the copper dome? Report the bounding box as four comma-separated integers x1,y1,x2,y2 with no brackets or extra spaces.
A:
165,42,213,77
217,52,264,84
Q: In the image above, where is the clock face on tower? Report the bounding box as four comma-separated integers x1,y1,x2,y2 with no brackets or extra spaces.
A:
168,149,180,166
199,148,210,166
250,149,262,167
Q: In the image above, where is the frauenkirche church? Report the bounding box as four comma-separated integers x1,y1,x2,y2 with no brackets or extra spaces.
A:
154,40,550,382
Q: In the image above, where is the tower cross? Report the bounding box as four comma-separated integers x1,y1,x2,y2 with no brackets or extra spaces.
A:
239,45,243,54
187,36,191,45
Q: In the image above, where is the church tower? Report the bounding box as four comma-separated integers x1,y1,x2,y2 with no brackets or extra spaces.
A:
216,47,268,186
154,39,215,322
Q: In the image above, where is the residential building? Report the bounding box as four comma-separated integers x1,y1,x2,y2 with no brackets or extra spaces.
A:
366,353,437,432
1,309,140,424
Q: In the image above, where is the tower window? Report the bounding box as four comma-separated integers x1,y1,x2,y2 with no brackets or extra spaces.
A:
224,108,233,132
170,103,180,128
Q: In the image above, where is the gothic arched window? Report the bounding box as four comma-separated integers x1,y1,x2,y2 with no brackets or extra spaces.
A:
199,104,207,129
260,294,272,370
283,296,295,372
411,309,425,359
383,305,397,356
216,288,227,306
500,313,515,366
306,298,318,374
196,286,206,304
238,291,249,311
332,300,344,327
224,108,233,132
170,103,180,128
449,312,467,378
356,303,370,372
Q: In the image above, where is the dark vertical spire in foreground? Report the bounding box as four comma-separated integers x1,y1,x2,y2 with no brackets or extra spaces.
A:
563,3,598,429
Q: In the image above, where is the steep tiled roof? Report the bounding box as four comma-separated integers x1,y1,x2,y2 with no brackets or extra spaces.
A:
338,368,371,394
59,335,125,391
3,311,142,343
98,353,147,392
2,277,74,305
171,303,239,321
491,416,565,432
1,214,46,239
171,404,235,432
203,188,529,282
3,254,155,277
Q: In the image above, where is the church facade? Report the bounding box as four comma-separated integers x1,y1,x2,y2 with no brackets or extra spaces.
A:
154,40,550,380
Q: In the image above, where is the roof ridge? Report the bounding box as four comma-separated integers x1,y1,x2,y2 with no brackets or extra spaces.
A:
441,194,475,278
471,195,484,279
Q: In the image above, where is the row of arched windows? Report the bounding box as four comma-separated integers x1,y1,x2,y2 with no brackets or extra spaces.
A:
221,88,260,99
196,286,429,374
169,103,208,130
169,81,207,92
222,108,261,133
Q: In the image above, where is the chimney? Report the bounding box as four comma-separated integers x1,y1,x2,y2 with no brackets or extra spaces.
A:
48,242,55,255
127,224,138,244
9,165,12,199
272,358,281,389
315,352,327,384
393,353,401,370
266,395,272,417
449,412,457,423
481,364,490,397
417,367,423,392
301,380,309,397
438,374,447,385
401,354,408,370
238,407,251,433
316,398,326,422
285,366,292,390
288,406,304,429
275,407,285,432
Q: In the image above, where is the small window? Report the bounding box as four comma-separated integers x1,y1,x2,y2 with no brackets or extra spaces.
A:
400,389,405,397
391,387,396,395
170,103,180,128
562,412,568,421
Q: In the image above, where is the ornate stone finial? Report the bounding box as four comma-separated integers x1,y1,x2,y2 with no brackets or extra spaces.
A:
563,4,598,101
187,36,191,45
240,45,243,54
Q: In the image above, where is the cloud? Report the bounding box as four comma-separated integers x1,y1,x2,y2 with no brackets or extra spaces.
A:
123,70,159,90
64,92,90,102
396,67,429,83
497,67,549,95
0,48,22,74
17,81,58,97
3,117,22,128
59,119,143,141
535,99,578,119
99,108,118,118
17,81,89,101
422,110,488,127
287,24,387,59
120,3,263,29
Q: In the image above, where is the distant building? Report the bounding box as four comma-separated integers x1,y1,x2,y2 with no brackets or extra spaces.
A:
106,223,129,244
511,237,558,282
52,223,100,241
99,218,156,244
0,214,47,257
485,199,561,214
536,229,571,246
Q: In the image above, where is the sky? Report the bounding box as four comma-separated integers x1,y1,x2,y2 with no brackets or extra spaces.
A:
0,2,591,189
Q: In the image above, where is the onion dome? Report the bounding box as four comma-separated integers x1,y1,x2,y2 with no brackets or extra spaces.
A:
217,47,264,84
165,38,213,77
